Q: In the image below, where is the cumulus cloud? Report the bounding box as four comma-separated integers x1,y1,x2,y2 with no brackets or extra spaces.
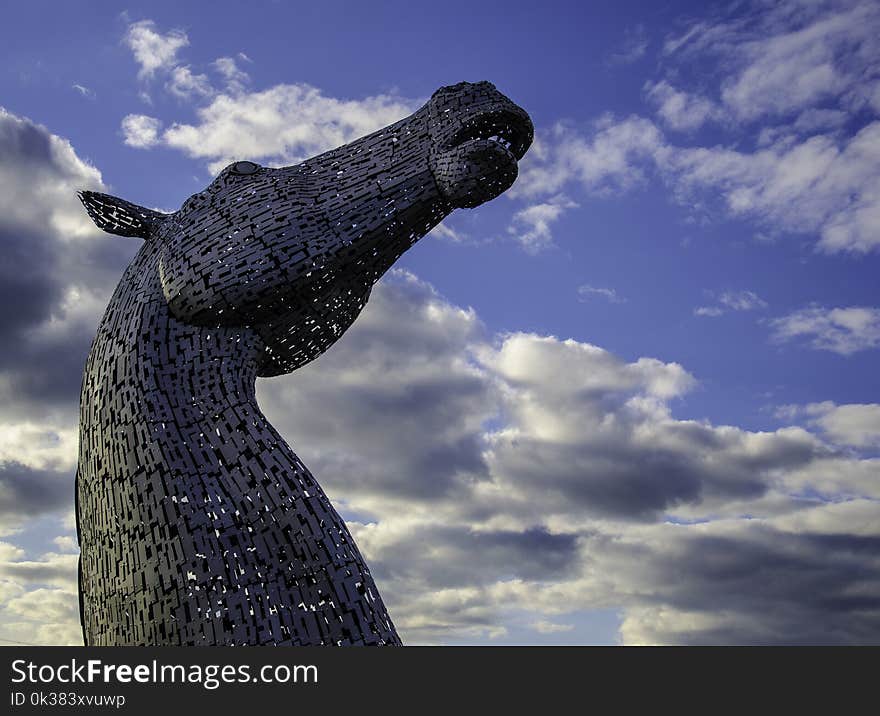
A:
118,20,424,179
253,272,880,644
0,545,78,590
0,544,80,645
0,111,143,645
120,113,162,148
124,19,189,79
258,271,493,510
0,109,102,239
770,306,880,354
782,402,880,448
52,536,78,553
6,588,78,627
118,22,417,171
0,109,133,416
165,84,415,172
121,82,416,173
0,108,138,544
615,517,880,644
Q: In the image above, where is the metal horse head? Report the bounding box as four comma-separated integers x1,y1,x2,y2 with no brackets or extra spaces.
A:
81,80,533,374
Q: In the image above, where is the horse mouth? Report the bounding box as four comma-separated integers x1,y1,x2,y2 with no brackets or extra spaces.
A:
447,108,533,160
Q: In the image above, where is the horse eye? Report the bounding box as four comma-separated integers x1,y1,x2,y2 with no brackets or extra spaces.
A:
230,161,260,175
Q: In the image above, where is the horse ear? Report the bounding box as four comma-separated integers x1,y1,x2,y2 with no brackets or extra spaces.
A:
77,190,168,239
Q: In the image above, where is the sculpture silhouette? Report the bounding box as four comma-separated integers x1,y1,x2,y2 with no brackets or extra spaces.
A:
75,81,533,645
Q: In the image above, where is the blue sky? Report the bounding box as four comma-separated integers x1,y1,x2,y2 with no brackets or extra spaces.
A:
0,0,879,645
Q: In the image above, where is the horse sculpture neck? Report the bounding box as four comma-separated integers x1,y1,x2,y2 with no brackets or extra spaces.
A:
78,238,400,645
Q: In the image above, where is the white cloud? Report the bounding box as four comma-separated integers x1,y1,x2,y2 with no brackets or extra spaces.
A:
577,285,625,303
773,499,880,536
511,117,665,199
213,56,249,94
71,84,93,99
5,587,77,624
0,108,103,238
0,547,78,592
154,83,416,172
52,536,78,553
429,222,466,243
793,108,848,134
121,113,162,148
507,195,578,253
0,545,80,645
667,122,880,253
770,306,880,354
645,80,719,131
0,422,77,472
166,65,213,100
794,402,880,448
720,2,879,122
124,19,189,79
117,22,417,170
122,19,260,109
696,290,767,317
661,1,880,122
518,113,880,253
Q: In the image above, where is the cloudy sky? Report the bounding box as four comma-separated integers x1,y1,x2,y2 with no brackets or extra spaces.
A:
1,0,879,645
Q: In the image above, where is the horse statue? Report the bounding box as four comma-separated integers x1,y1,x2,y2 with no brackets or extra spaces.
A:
75,81,533,645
